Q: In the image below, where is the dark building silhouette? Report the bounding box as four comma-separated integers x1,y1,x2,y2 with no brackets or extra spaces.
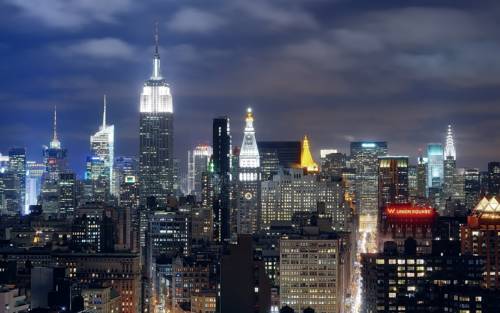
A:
220,235,271,313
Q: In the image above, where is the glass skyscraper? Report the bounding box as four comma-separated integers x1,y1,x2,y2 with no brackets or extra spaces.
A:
90,95,115,197
426,143,444,189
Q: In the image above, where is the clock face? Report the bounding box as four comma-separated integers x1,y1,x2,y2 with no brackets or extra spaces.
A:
244,192,253,200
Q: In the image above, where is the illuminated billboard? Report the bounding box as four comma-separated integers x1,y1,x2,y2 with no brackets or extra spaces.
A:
385,204,436,219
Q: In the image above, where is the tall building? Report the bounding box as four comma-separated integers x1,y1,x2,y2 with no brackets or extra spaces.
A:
257,141,301,169
444,124,456,160
41,107,67,215
408,165,418,202
321,152,347,178
426,143,444,189
237,108,261,234
280,233,343,313
90,95,115,197
220,235,271,313
8,147,26,215
350,141,388,232
58,172,76,216
461,196,500,289
443,125,457,203
42,106,67,183
378,156,409,210
187,144,212,199
25,161,45,213
416,156,427,199
212,116,231,241
362,239,485,313
464,168,481,211
85,156,109,203
257,141,301,181
378,204,437,254
299,135,319,173
488,162,500,196
261,168,345,230
139,26,174,206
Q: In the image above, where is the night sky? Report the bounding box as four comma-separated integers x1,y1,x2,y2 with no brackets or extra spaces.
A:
1,0,499,176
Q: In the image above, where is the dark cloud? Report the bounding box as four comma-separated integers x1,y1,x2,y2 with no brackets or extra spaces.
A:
0,0,499,175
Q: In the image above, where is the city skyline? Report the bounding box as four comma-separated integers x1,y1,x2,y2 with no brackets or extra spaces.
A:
1,1,500,174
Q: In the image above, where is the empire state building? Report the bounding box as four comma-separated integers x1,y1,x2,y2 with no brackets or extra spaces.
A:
139,27,174,206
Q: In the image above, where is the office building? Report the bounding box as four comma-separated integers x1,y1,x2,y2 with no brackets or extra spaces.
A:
149,209,190,258
187,144,212,199
378,204,437,254
261,168,344,230
257,141,301,170
461,196,500,289
42,106,67,183
378,156,409,210
85,156,109,203
8,148,26,215
426,143,444,189
488,162,500,196
237,108,261,234
464,168,481,211
25,161,45,213
58,172,76,216
350,141,388,232
212,116,231,242
139,27,174,206
220,235,271,313
90,95,115,197
362,239,484,313
82,286,121,313
54,252,141,313
280,232,343,313
321,152,346,178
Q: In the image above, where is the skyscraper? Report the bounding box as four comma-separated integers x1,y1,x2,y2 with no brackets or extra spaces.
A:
139,25,174,207
426,143,444,189
187,144,212,199
464,168,481,211
212,117,231,241
488,162,500,196
237,108,261,234
378,156,409,210
350,141,388,232
90,95,115,197
25,161,45,212
443,125,457,203
42,106,67,183
8,147,26,215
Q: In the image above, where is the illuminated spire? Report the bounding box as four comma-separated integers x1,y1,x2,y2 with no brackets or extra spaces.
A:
300,135,318,173
151,21,162,79
102,94,107,130
50,106,61,149
444,124,456,160
239,107,260,168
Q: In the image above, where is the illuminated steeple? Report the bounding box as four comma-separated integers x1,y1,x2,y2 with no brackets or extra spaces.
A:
101,94,107,130
50,106,61,149
151,21,162,80
444,124,456,160
300,135,318,173
239,107,260,169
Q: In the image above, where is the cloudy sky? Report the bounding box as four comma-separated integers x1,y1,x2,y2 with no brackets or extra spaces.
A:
1,0,499,175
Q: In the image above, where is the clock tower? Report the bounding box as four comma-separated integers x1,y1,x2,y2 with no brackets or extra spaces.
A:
237,108,261,234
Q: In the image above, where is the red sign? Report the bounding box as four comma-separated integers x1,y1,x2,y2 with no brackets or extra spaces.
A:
385,204,436,218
